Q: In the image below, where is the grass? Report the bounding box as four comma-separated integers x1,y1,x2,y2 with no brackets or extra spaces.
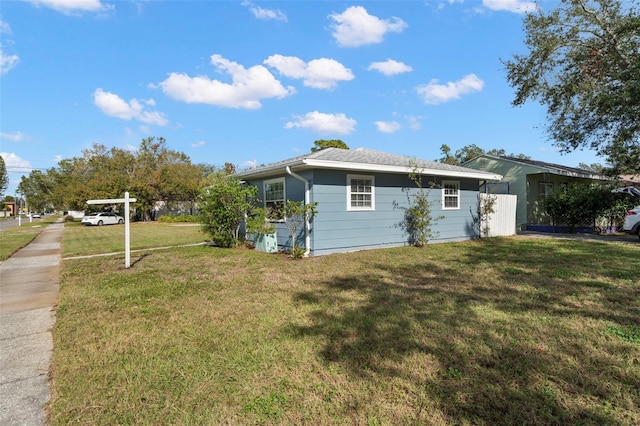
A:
0,216,60,261
50,236,639,425
62,221,207,257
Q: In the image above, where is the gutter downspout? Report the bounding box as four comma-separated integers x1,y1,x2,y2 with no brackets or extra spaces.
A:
286,166,311,257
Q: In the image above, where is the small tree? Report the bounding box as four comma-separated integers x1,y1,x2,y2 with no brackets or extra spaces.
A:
198,176,259,248
397,167,442,247
473,193,497,238
245,206,275,235
280,200,318,258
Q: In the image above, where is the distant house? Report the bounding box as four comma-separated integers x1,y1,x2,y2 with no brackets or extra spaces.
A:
463,155,610,231
620,174,640,186
234,148,502,256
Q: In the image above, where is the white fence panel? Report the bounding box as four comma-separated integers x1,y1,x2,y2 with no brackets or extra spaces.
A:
481,193,517,237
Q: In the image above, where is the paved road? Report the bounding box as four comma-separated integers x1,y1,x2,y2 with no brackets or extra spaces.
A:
0,217,44,232
0,221,62,426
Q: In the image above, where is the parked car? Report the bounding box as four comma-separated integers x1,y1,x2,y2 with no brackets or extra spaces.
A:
31,212,41,218
612,187,640,239
81,212,124,226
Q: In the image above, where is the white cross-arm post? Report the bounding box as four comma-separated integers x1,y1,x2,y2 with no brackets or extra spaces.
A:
87,192,137,268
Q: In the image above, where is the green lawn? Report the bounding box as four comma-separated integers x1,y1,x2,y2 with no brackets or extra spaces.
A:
49,235,639,425
0,216,60,261
62,221,207,257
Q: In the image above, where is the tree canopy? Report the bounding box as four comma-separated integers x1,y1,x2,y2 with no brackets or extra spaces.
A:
17,137,214,217
0,156,8,198
503,0,640,174
437,144,531,166
311,139,349,152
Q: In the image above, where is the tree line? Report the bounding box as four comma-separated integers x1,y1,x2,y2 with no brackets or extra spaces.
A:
16,137,215,220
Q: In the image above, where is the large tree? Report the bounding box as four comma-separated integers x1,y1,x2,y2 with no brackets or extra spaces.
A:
437,144,531,166
311,139,349,152
20,137,212,216
0,156,8,198
503,0,640,174
18,170,55,213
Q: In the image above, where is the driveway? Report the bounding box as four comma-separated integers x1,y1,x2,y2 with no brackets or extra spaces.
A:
517,231,639,245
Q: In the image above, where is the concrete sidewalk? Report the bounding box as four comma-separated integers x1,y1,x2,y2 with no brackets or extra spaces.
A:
0,221,63,426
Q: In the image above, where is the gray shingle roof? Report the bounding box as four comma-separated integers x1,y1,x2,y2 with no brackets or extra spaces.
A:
235,147,502,180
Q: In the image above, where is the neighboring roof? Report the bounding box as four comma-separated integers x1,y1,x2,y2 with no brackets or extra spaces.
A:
465,154,609,180
620,174,640,185
235,148,503,181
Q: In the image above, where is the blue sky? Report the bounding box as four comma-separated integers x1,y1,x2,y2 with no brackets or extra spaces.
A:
1,0,604,195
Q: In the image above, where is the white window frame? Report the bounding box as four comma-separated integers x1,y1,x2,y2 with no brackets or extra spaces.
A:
442,180,460,210
263,178,285,221
347,174,375,211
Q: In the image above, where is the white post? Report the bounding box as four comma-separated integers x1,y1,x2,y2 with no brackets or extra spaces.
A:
124,192,131,268
87,192,137,269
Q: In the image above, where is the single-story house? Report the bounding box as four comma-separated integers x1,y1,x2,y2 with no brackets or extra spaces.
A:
463,155,610,231
234,148,502,256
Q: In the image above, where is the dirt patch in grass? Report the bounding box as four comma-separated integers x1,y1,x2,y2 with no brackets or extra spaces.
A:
50,238,639,425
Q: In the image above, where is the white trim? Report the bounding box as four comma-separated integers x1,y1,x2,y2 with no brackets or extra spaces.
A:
235,159,502,181
442,180,460,210
347,174,375,211
304,159,502,180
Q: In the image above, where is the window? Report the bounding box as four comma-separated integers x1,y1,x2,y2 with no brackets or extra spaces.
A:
264,178,285,220
442,180,460,210
538,182,554,199
347,174,374,210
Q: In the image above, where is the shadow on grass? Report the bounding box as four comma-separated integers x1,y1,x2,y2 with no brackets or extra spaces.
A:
287,240,639,424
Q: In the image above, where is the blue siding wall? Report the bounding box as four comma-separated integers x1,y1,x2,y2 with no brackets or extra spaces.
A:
310,170,480,255
245,170,480,255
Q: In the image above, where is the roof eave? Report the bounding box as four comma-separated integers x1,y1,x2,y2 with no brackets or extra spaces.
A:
304,159,502,180
235,159,502,181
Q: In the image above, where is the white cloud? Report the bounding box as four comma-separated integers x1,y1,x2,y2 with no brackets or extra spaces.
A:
0,43,19,74
329,6,407,48
285,111,357,135
241,1,287,22
416,74,484,105
0,152,32,173
482,0,538,13
368,59,412,76
93,88,168,126
191,141,205,148
1,131,27,142
160,54,295,109
54,155,63,163
0,20,12,34
243,159,258,169
264,55,354,90
406,115,426,130
27,0,114,15
375,121,401,133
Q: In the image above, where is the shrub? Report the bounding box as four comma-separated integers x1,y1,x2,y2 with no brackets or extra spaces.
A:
157,214,199,223
198,176,260,248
